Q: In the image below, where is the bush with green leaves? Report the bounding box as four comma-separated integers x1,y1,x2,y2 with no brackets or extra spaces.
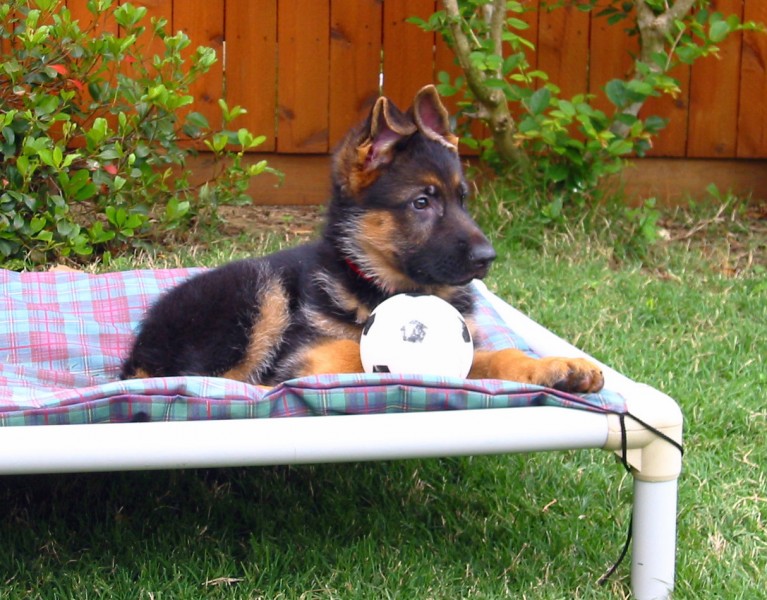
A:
0,0,279,268
412,0,762,209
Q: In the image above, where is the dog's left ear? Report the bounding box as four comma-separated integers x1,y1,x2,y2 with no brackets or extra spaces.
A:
332,96,416,198
364,96,417,170
411,85,459,152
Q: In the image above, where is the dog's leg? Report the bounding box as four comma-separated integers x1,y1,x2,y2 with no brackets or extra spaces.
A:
470,349,604,393
297,339,365,377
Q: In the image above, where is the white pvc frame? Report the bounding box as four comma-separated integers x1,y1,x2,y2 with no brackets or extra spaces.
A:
0,281,682,600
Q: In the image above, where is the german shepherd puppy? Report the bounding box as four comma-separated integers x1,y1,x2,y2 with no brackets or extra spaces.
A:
121,86,603,393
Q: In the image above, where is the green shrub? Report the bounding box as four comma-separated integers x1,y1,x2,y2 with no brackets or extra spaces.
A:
0,0,279,268
412,1,762,209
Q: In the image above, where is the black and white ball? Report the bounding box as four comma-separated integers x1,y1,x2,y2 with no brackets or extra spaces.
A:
360,294,474,378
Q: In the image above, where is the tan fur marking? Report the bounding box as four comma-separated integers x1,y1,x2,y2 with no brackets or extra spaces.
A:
350,159,383,195
222,278,290,382
360,211,397,245
420,174,445,190
303,306,364,342
356,212,421,293
470,349,604,393
432,285,464,304
297,339,364,377
332,132,382,198
130,367,151,380
352,212,466,296
452,171,464,191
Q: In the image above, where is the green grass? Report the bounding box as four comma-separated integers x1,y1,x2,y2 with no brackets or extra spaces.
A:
2,201,766,599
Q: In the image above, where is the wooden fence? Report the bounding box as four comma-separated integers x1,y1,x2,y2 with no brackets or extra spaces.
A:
39,0,766,159
4,1,766,202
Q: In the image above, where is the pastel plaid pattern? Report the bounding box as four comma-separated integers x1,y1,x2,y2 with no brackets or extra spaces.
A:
0,269,626,426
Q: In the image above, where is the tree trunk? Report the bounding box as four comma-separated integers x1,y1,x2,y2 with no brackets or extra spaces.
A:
442,0,529,168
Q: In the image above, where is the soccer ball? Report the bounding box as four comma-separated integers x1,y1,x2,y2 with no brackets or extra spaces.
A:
360,294,474,378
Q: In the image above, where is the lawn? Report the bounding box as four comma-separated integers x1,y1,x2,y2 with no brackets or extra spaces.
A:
1,200,765,599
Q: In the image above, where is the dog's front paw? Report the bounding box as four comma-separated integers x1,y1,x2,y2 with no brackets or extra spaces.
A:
471,349,604,393
536,357,604,393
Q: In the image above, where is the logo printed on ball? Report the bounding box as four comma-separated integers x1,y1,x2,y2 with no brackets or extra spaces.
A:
401,320,427,343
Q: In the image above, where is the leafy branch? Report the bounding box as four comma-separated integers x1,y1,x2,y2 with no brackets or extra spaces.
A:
413,0,764,199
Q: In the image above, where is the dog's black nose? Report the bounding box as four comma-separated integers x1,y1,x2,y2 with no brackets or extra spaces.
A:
471,242,496,271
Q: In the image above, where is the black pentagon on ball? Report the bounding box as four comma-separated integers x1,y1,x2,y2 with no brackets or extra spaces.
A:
362,312,376,335
461,319,471,342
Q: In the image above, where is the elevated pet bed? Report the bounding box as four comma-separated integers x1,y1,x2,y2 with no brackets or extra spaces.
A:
0,268,682,600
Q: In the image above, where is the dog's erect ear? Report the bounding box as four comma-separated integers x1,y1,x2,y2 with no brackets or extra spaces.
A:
332,96,416,197
411,85,459,152
360,96,417,170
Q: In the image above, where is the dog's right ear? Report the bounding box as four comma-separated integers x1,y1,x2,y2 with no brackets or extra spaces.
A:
411,85,459,151
334,97,416,197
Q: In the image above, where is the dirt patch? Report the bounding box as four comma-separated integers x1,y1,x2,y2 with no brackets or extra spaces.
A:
657,199,767,275
218,204,325,243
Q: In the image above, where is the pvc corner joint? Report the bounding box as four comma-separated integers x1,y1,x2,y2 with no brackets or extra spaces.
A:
604,385,684,483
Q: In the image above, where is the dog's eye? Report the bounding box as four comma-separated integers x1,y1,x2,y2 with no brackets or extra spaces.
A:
412,196,430,210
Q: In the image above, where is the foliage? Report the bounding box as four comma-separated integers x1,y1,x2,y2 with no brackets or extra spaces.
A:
412,0,762,210
472,178,663,261
0,0,279,268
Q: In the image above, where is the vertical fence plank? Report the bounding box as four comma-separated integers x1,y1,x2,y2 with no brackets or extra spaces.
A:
588,5,637,116
738,0,767,157
537,3,590,99
382,0,436,111
225,0,277,151
640,63,691,157
328,0,382,148
276,0,330,153
173,0,225,129
687,0,744,158
434,30,466,118
519,0,540,71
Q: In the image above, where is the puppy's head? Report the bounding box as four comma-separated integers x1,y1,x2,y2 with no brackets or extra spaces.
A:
328,85,496,294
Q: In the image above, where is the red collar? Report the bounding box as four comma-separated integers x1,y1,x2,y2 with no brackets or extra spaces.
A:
345,258,377,285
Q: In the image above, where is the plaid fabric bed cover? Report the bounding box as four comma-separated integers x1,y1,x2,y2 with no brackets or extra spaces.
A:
0,269,626,426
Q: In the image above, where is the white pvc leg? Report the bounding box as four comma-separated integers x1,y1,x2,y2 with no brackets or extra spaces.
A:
631,478,678,600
